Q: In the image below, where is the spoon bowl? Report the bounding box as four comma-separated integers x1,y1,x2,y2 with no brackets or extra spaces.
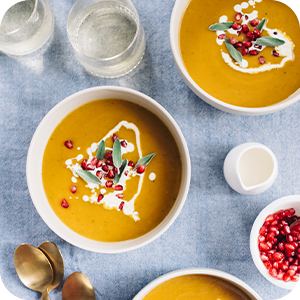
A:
14,243,53,300
62,272,96,300
38,241,64,293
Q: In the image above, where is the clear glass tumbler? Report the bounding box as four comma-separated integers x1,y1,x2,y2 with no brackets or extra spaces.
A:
0,0,54,56
67,0,146,78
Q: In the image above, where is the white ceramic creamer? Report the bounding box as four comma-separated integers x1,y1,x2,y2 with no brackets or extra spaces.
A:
223,142,278,195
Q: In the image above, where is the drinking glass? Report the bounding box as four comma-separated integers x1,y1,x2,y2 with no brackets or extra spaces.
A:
67,0,146,78
0,0,54,56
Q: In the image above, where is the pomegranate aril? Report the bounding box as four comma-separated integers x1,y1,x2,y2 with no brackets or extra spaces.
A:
105,181,113,188
70,185,77,193
232,23,242,30
245,15,249,20
246,32,254,41
97,194,104,202
258,56,265,65
259,242,270,251
96,160,103,168
287,234,294,243
242,24,249,33
267,232,275,242
102,165,109,172
112,134,118,142
64,140,73,149
81,159,87,169
269,268,278,278
235,12,242,21
259,225,268,235
108,170,115,179
254,44,262,50
90,157,98,166
106,160,114,166
96,171,103,180
61,199,69,208
218,34,226,40
283,274,291,282
229,37,237,45
266,215,275,223
264,261,272,270
105,151,112,160
136,165,146,174
242,48,249,56
253,29,261,38
119,201,125,210
250,18,260,27
260,253,269,262
285,243,296,251
234,42,243,48
116,193,124,199
274,251,285,261
243,41,252,48
120,140,127,148
289,208,296,215
124,171,129,176
258,235,266,243
86,164,95,171
128,161,135,167
272,50,279,57
114,185,123,191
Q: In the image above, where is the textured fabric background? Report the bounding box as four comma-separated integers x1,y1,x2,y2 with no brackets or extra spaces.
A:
0,0,299,299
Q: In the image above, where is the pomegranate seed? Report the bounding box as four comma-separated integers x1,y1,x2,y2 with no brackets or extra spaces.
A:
278,243,285,252
124,171,129,176
120,140,127,148
289,208,296,215
97,194,104,202
254,44,262,50
245,15,249,20
119,201,125,210
291,274,300,282
258,235,266,243
96,171,102,180
235,12,242,21
246,32,254,41
259,225,268,235
260,242,270,251
112,134,118,142
243,41,252,48
264,261,272,270
136,165,146,174
81,159,87,169
267,232,276,242
285,244,296,251
218,34,226,40
249,50,259,56
106,160,114,166
107,170,115,179
102,165,109,172
250,18,260,27
237,31,241,36
116,193,124,199
253,29,261,38
241,24,249,33
260,253,269,262
242,48,249,56
272,50,280,57
114,185,123,191
232,23,242,30
90,157,98,166
86,164,95,171
274,252,285,261
128,161,135,167
274,31,278,35
61,199,69,208
70,185,77,193
266,215,275,223
234,41,243,48
64,140,73,149
258,56,265,65
96,160,103,168
114,167,118,173
283,274,291,282
277,269,285,280
105,181,113,188
105,151,112,160
287,234,294,243
269,268,278,278
229,37,237,45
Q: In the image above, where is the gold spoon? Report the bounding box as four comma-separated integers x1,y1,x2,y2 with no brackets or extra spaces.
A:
14,243,53,300
62,272,96,300
38,241,64,293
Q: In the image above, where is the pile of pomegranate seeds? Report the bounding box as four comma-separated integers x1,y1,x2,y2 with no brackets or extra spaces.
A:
258,208,300,282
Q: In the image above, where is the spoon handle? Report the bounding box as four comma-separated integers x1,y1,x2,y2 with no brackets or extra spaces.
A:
41,291,50,300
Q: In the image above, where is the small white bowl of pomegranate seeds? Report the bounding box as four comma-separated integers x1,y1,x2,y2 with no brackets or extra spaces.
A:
250,195,300,289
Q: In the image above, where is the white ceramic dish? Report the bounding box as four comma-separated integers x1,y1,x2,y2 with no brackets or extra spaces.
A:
26,86,191,253
133,268,262,300
170,0,300,116
250,195,300,289
223,142,278,195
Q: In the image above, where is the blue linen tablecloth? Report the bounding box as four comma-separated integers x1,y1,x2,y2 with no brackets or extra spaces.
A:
1,0,299,299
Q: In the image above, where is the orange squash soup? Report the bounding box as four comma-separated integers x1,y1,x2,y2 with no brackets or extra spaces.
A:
42,99,182,242
142,275,251,300
180,0,300,107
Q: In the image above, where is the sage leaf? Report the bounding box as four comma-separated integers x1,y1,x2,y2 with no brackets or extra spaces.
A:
76,169,101,185
256,18,266,31
113,159,127,184
256,36,285,47
225,38,242,63
113,138,122,169
96,140,105,160
209,22,234,31
134,153,156,170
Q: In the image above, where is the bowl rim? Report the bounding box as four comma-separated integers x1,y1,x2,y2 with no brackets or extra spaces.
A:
26,86,191,253
132,267,262,300
169,0,300,115
250,195,300,290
